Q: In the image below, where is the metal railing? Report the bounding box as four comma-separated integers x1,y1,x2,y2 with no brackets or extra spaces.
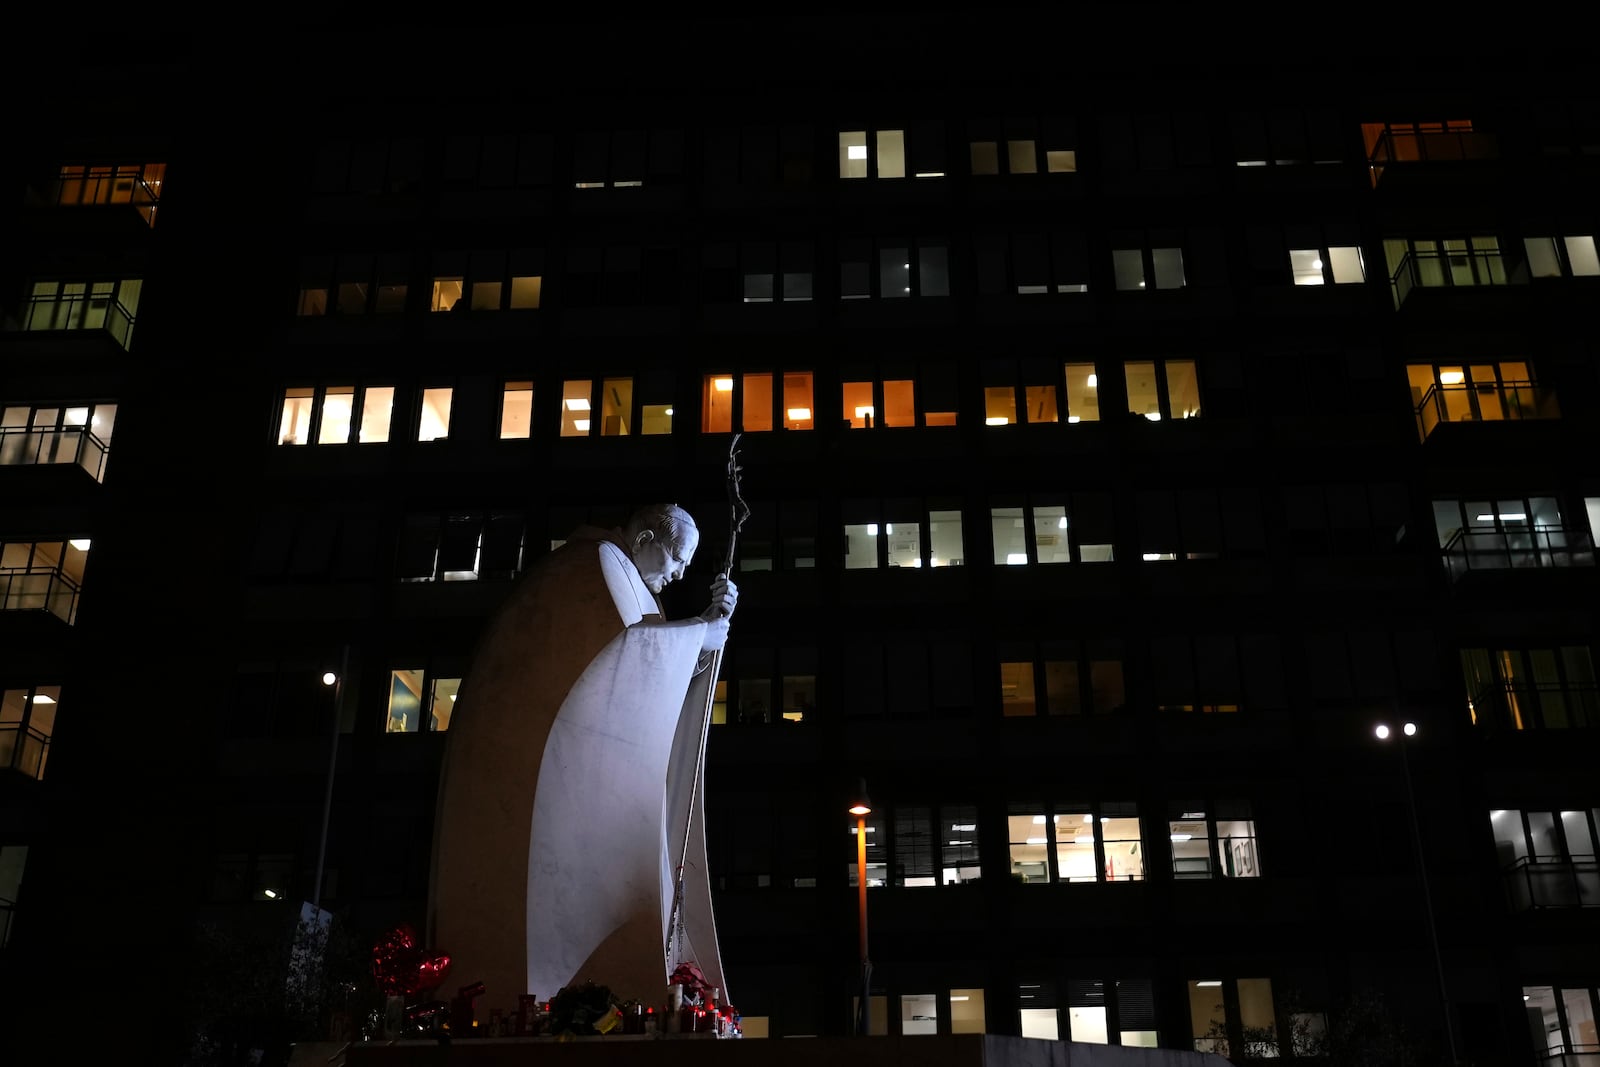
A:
52,170,161,226
1504,854,1600,912
1369,128,1498,168
0,722,51,779
1442,525,1595,579
0,565,81,624
18,292,137,350
1386,246,1508,310
0,426,110,482
1415,381,1560,440
1469,683,1600,730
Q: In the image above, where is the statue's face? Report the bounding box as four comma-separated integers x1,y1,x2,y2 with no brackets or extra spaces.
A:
633,525,699,594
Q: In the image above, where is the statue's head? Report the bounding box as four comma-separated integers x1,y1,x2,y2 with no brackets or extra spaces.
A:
624,503,700,594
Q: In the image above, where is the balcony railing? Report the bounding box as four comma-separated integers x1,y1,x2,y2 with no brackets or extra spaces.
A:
17,291,137,350
0,565,81,624
0,722,50,780
0,426,110,482
1469,683,1600,730
1504,854,1600,911
1387,246,1510,310
1369,128,1499,168
52,168,162,227
1415,381,1560,440
1442,525,1595,579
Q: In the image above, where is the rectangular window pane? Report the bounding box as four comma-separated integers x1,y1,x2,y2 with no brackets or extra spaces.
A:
1044,660,1080,714
387,669,425,732
742,373,774,432
970,141,999,175
1188,980,1227,1055
432,277,463,312
882,380,915,428
360,386,394,443
500,382,533,439
702,374,734,433
600,377,632,436
1008,809,1051,883
509,275,542,307
1126,362,1160,420
783,372,814,430
1113,249,1145,290
929,509,964,568
991,506,1027,564
321,387,355,444
641,404,672,436
280,388,313,445
1566,235,1600,276
919,245,949,296
1166,360,1200,419
1064,363,1099,422
1290,248,1325,285
876,129,906,178
1152,247,1186,289
984,386,1017,427
1328,245,1365,283
1000,662,1035,715
1024,384,1058,424
839,131,868,178
951,989,986,1034
1055,806,1096,882
881,245,911,298
418,388,452,441
886,520,920,568
844,523,878,569
1102,805,1144,881
842,381,874,429
1007,139,1038,174
1035,506,1071,563
562,380,593,437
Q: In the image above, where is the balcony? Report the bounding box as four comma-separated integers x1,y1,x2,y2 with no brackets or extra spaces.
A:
0,564,81,625
50,165,164,227
12,283,140,351
1468,682,1600,730
1368,127,1497,177
1386,243,1510,311
1414,381,1560,441
0,425,110,482
0,721,50,780
1442,526,1595,580
1504,854,1600,911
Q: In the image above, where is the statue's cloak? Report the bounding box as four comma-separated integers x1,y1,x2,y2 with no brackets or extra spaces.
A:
428,527,726,1014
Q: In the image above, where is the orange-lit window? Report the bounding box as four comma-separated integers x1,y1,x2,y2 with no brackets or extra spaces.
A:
783,373,814,430
600,377,633,436
702,375,734,433
501,382,533,439
842,382,874,429
882,380,916,428
742,373,774,432
984,386,1017,427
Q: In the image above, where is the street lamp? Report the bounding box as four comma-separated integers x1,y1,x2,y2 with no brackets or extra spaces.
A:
313,647,349,912
848,779,873,1037
1375,718,1458,1066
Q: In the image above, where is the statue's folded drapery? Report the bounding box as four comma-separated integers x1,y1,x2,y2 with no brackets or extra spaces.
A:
428,526,726,1016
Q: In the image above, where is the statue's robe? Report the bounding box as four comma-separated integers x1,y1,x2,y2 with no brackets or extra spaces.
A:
428,526,726,1015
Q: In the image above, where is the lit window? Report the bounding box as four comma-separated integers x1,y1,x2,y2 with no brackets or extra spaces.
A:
386,669,461,733
417,388,452,441
839,132,868,178
0,686,60,779
599,377,633,436
509,275,543,308
562,380,594,437
701,375,734,433
500,382,533,439
431,277,464,312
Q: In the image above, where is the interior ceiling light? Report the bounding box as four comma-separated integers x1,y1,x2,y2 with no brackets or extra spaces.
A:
714,378,734,392
564,398,590,411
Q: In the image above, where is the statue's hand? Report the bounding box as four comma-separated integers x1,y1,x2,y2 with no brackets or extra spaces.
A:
700,616,731,652
701,574,738,621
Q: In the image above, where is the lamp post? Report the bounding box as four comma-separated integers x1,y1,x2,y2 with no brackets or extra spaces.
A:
848,779,873,1037
1375,719,1458,1066
313,646,349,912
